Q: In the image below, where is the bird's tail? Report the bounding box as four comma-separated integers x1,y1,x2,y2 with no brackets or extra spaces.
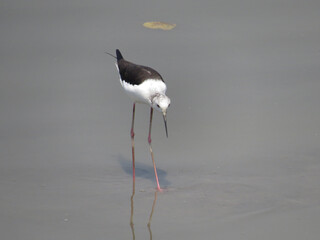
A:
116,49,124,61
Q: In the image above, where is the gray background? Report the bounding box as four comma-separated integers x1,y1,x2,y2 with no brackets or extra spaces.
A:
1,0,320,239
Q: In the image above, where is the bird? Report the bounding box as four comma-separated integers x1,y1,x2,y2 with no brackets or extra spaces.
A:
108,49,171,191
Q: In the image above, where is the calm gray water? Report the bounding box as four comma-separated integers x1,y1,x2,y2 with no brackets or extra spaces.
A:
1,0,320,239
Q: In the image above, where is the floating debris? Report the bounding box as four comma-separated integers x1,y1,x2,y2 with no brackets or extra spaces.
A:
143,22,176,30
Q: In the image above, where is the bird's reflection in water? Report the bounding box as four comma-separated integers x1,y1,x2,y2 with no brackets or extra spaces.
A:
130,180,158,240
147,191,157,240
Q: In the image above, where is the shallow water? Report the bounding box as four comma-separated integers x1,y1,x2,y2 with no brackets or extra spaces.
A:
1,0,320,239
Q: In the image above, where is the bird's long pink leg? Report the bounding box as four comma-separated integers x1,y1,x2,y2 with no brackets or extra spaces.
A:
131,103,136,181
148,107,162,191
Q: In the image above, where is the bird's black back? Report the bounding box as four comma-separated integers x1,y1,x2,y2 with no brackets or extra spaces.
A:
116,49,164,85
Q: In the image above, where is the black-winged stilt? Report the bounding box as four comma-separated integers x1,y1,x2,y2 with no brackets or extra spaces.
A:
108,49,171,191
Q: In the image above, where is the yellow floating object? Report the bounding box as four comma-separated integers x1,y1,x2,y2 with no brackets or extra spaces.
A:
143,22,176,30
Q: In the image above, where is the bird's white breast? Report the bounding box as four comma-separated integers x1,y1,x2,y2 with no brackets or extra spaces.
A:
121,79,167,105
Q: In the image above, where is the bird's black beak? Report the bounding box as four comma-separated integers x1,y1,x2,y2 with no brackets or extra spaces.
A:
163,113,168,138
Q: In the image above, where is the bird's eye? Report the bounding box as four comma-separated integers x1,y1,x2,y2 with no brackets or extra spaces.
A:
168,103,171,107
156,104,160,108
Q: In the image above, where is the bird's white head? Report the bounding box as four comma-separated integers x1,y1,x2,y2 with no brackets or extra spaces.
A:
151,94,171,137
152,94,171,113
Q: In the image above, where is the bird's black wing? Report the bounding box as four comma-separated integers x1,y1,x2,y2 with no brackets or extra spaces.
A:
117,60,164,85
